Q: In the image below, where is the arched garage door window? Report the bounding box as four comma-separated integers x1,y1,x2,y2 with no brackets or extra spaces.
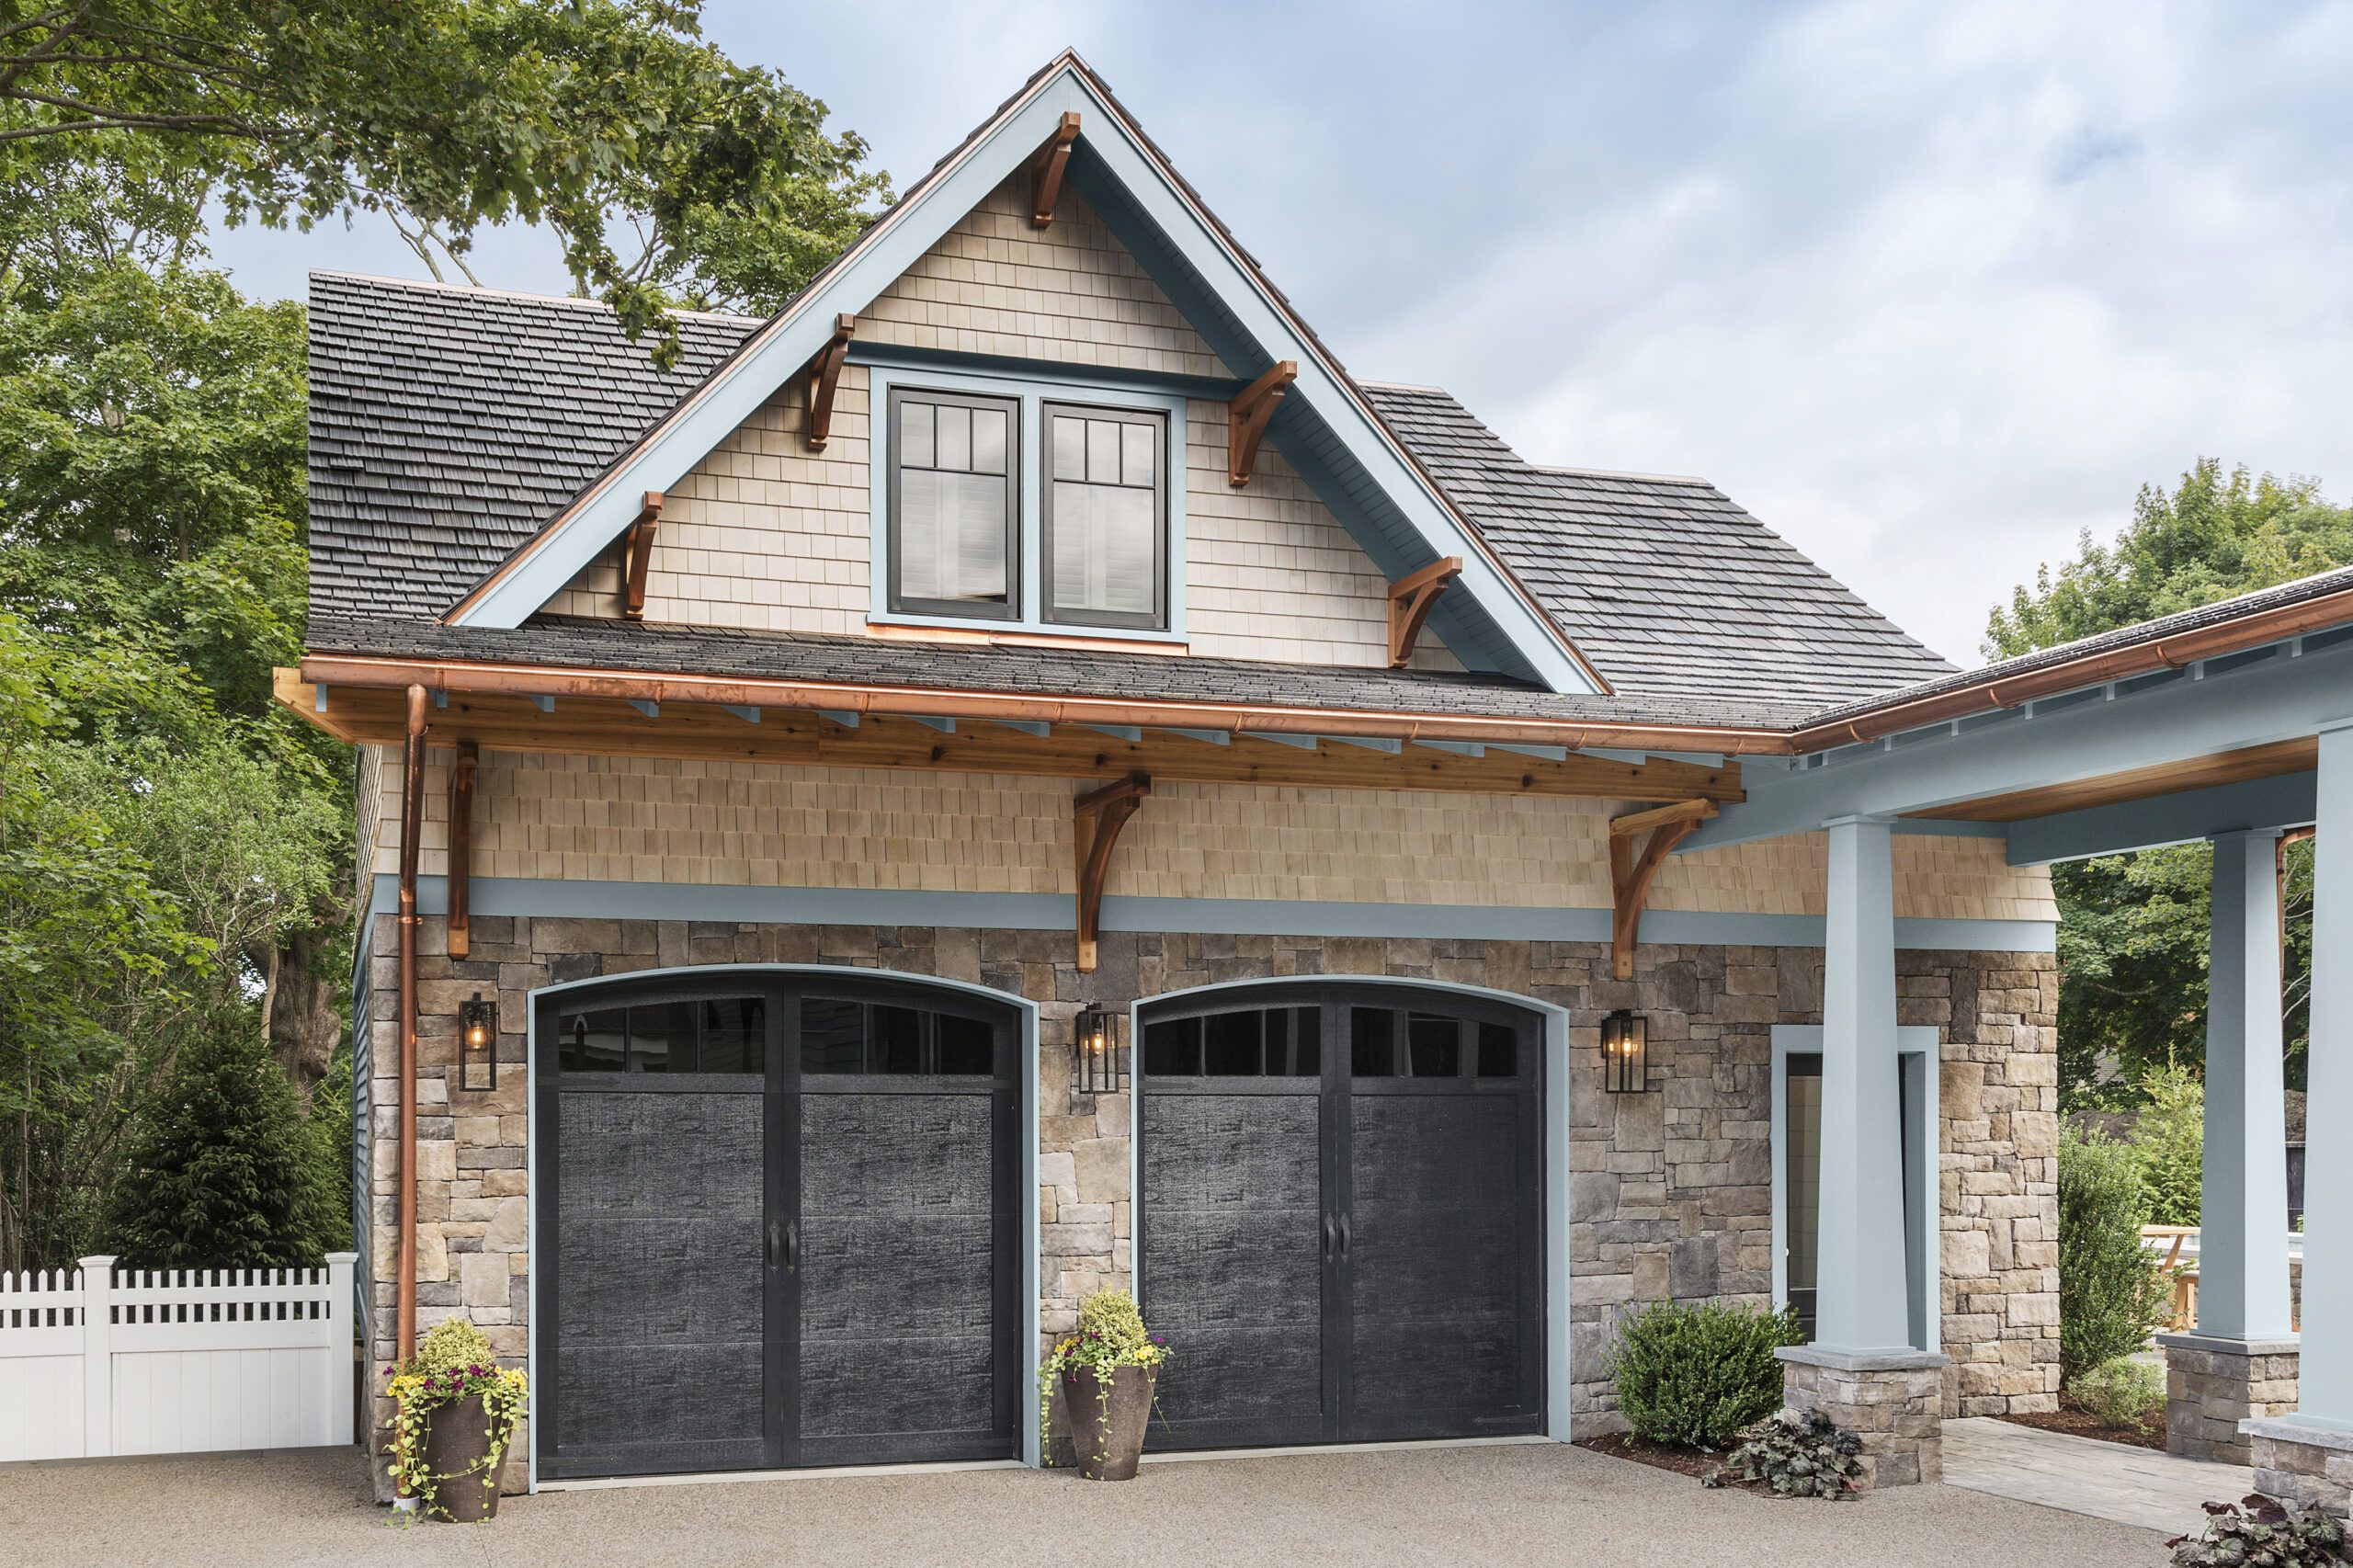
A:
1136,981,1545,1451
533,971,1021,1480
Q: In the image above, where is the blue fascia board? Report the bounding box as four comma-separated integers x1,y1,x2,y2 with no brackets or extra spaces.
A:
363,874,2052,952
2008,770,2319,866
1687,636,2353,851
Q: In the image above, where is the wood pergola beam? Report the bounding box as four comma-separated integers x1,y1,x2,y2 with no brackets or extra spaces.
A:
1388,556,1462,668
800,313,857,451
1074,773,1150,971
1030,111,1082,228
1228,360,1297,487
619,491,664,620
1608,799,1718,980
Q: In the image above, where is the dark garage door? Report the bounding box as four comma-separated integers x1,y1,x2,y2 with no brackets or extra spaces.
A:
534,972,1020,1479
1139,983,1545,1450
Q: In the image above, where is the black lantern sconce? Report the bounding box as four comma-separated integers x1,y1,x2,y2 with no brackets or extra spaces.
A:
459,993,498,1092
1600,1009,1649,1094
1073,1003,1128,1095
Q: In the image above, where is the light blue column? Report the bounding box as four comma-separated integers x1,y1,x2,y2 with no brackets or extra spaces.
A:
2302,724,2353,1425
1814,815,1914,1354
2200,829,2296,1340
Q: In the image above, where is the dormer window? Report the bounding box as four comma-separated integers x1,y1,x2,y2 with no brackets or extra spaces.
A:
875,370,1182,641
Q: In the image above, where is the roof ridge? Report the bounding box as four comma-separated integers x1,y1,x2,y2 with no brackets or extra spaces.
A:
308,269,766,327
1526,462,1714,486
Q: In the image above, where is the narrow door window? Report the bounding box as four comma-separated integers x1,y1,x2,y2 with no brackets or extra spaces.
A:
1783,1052,1824,1340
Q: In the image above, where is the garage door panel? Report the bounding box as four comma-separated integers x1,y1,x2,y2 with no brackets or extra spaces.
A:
555,1339,767,1450
799,1095,995,1214
801,1326,995,1443
1142,1096,1320,1210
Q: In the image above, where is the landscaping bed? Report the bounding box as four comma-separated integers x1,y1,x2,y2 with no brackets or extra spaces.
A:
1995,1398,2166,1452
1570,1433,1719,1480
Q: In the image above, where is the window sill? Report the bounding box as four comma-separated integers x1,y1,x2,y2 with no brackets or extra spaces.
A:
865,618,1190,656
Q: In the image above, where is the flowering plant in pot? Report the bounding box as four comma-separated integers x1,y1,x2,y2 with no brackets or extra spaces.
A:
1040,1288,1171,1481
384,1318,528,1523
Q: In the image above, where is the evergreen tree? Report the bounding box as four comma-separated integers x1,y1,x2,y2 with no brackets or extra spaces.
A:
99,1012,328,1267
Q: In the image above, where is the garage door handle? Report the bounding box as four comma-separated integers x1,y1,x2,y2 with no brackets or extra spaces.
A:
767,1218,781,1269
1337,1213,1351,1258
1323,1214,1336,1262
785,1220,801,1270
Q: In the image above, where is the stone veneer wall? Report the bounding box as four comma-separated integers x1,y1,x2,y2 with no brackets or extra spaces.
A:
362,916,2059,1483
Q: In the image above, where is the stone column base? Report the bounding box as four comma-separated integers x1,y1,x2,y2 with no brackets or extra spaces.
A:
1777,1346,1951,1489
2244,1417,2353,1517
2157,1333,2300,1465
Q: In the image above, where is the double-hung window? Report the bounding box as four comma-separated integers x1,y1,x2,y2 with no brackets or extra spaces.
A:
883,383,1172,634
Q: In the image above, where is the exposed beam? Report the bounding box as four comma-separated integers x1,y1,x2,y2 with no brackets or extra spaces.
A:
1387,556,1462,669
1074,772,1150,971
723,705,761,724
619,491,664,620
991,719,1051,737
530,694,554,713
1609,801,1715,980
1029,110,1082,228
628,699,659,718
447,741,478,960
1165,728,1230,746
817,710,858,729
909,715,956,733
1326,734,1402,754
1085,724,1143,743
1242,730,1317,751
1227,360,1298,487
2006,770,2318,866
800,313,857,452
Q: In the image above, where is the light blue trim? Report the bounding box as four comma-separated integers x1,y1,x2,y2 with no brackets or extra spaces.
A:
523,963,1045,1483
1893,819,2011,839
364,875,2057,952
1771,1025,1942,1354
2007,771,2317,866
865,360,1190,643
1126,973,1574,1442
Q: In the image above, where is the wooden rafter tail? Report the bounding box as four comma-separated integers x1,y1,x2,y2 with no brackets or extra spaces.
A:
1030,111,1082,227
1227,360,1298,487
619,491,664,620
1608,799,1717,981
1387,556,1462,668
801,313,857,452
448,740,479,959
1074,772,1151,972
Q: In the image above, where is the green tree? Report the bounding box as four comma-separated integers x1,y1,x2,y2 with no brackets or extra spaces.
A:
1989,460,2347,1106
97,1009,333,1267
2130,1062,2204,1228
0,1,887,359
2056,1127,2172,1384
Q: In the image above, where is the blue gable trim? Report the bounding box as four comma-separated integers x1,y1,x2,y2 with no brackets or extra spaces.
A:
441,55,1599,694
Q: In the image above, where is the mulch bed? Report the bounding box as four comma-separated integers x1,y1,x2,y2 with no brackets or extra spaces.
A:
1995,1398,2168,1451
1571,1433,1722,1479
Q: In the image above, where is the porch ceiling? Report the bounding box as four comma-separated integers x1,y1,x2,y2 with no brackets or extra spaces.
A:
1909,736,2317,823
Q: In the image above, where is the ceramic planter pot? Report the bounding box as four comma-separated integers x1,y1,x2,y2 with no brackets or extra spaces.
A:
1063,1364,1156,1481
417,1392,503,1522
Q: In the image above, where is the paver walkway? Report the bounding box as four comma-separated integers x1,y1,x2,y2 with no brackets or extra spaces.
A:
0,1440,2166,1568
1943,1415,2249,1537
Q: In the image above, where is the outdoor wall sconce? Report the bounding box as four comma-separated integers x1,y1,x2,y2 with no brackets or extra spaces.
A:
1074,1003,1128,1095
1600,1008,1650,1094
459,993,498,1092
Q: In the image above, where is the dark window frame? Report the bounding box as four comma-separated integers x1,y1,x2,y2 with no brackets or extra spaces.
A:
885,386,1022,622
1039,399,1170,631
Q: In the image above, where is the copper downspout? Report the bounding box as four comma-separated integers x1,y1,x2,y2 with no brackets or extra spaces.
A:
395,685,427,1362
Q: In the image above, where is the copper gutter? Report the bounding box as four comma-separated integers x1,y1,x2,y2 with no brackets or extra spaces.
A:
395,685,427,1362
1787,585,2353,752
298,653,1792,755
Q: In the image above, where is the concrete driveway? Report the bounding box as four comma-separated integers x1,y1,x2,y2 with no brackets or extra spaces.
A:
0,1442,2170,1567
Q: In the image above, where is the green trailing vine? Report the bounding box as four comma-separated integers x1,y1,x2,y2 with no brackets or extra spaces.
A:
1038,1288,1171,1467
383,1318,529,1523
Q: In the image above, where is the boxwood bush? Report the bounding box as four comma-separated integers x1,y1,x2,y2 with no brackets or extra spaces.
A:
1608,1301,1804,1449
2058,1126,2173,1383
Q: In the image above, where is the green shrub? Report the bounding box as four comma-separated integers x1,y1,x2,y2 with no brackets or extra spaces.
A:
1703,1409,1862,1499
1608,1301,1803,1449
2058,1127,2173,1383
2074,1356,2165,1431
2131,1063,2204,1227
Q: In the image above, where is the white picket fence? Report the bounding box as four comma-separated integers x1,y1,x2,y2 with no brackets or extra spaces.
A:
0,1253,356,1462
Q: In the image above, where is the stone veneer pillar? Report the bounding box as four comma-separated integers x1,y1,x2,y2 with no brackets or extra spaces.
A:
2157,1334,2302,1465
1777,1347,1950,1487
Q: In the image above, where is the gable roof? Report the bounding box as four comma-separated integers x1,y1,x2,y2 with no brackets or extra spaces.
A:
1364,385,1956,709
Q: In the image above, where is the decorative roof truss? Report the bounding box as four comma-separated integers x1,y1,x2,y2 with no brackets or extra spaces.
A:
619,491,664,620
1608,798,1719,980
1228,360,1298,487
1388,557,1462,668
800,313,857,451
1074,771,1150,971
1030,110,1083,227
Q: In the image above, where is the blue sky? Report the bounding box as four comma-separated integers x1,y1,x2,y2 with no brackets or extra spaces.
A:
208,1,2353,665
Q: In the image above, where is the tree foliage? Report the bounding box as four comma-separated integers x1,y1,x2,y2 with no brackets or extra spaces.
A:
0,1,887,361
1989,460,2347,1107
2131,1063,2205,1229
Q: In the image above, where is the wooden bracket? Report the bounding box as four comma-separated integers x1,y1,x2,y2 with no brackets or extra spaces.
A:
1608,799,1718,981
1387,556,1462,668
619,491,664,620
1228,361,1297,487
448,740,479,960
801,313,857,451
1030,111,1082,228
1074,772,1151,972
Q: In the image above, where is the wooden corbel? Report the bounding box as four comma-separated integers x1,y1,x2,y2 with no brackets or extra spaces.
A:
1387,556,1462,668
620,491,664,620
447,740,478,960
801,313,856,451
1030,111,1082,228
1608,800,1718,981
1228,360,1297,487
1074,773,1151,972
